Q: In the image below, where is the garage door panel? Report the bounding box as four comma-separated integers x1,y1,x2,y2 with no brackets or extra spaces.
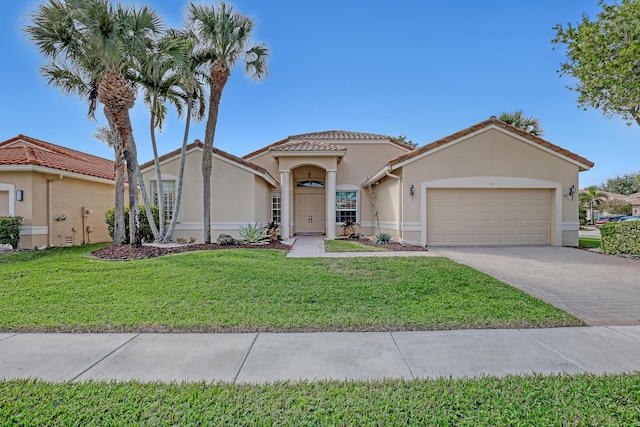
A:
427,189,551,246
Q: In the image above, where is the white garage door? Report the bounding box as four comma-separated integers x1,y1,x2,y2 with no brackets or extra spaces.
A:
427,189,551,246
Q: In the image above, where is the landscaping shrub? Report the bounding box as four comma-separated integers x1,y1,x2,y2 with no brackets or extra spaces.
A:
105,205,159,244
0,216,23,249
238,223,269,244
599,221,640,255
375,232,392,244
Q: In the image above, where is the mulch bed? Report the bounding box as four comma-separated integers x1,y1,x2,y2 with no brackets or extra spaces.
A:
92,237,427,260
336,237,428,252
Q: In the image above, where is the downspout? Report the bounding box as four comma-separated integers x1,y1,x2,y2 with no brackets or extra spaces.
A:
384,168,403,242
47,174,63,247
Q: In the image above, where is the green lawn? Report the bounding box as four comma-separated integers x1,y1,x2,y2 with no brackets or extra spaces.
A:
0,244,582,332
579,237,601,248
2,373,639,425
324,239,387,252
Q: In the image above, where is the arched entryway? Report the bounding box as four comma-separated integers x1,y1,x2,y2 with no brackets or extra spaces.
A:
293,166,326,235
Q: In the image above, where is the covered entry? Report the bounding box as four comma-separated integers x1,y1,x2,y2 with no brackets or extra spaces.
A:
426,188,552,246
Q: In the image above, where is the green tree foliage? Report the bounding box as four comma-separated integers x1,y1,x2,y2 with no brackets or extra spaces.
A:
598,171,640,195
0,217,23,249
553,0,640,126
599,199,633,216
498,110,544,136
394,135,418,148
579,186,608,224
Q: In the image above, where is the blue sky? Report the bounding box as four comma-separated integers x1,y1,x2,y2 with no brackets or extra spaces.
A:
1,0,637,188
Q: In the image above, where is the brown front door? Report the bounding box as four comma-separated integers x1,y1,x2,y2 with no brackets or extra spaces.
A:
295,192,325,234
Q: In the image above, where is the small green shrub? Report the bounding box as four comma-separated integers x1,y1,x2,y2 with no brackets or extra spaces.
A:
239,223,269,245
375,232,392,244
0,216,23,249
105,205,160,244
600,221,640,255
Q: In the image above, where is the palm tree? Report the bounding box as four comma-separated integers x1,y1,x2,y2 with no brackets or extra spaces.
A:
25,0,162,247
94,126,126,244
499,110,544,137
136,35,186,242
579,186,609,225
187,1,269,243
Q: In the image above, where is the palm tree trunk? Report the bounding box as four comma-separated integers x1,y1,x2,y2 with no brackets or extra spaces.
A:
149,106,165,241
165,99,193,241
137,164,159,240
202,61,230,243
113,148,126,245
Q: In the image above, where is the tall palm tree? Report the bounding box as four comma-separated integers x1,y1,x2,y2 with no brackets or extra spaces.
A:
25,0,162,247
94,126,126,244
136,35,186,242
499,110,544,137
187,1,269,243
579,186,609,225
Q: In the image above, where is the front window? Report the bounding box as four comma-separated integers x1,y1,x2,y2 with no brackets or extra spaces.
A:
297,179,324,188
151,180,176,222
271,191,281,223
336,191,358,223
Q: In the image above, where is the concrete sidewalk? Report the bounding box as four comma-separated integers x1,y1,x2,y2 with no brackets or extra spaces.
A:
2,326,640,383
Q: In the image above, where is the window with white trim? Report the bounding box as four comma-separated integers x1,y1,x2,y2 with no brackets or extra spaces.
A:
271,191,281,223
336,191,358,223
151,180,176,222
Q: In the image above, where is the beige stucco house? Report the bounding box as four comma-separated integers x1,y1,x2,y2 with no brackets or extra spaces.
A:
142,117,594,247
0,135,115,249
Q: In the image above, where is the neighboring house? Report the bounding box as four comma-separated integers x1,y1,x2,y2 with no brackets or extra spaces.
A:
579,190,635,222
0,135,116,249
142,116,594,247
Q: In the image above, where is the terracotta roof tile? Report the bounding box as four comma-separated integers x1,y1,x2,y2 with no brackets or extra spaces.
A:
243,130,411,159
387,117,595,170
269,141,347,153
0,135,115,180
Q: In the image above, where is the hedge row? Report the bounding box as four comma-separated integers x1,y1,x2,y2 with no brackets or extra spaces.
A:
0,216,23,249
599,221,640,255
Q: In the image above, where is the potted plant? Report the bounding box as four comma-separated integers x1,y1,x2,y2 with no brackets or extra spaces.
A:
341,219,356,236
264,220,279,240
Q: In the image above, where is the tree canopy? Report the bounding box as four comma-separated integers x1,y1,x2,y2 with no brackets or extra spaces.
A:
553,0,640,126
598,171,640,195
498,110,544,136
394,135,418,148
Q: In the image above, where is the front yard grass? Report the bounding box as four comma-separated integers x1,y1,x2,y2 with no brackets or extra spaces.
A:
0,244,582,332
2,373,639,425
579,237,601,248
324,239,387,252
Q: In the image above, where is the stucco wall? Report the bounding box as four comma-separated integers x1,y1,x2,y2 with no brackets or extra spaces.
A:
0,170,114,249
390,128,582,246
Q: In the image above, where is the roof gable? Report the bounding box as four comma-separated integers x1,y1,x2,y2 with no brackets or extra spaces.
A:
243,130,412,160
0,134,115,181
139,140,278,187
388,117,594,170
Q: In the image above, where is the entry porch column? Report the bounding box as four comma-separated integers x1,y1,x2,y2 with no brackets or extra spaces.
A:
326,169,337,239
280,170,291,240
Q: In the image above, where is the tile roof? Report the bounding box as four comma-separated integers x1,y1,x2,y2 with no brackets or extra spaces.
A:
269,141,347,153
388,117,595,170
243,130,411,159
0,134,115,181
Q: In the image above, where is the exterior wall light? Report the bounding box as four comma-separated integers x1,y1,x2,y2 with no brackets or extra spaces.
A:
409,184,415,200
16,190,23,201
568,185,576,200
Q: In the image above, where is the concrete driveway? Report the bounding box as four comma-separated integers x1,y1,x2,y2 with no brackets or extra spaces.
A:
433,246,640,326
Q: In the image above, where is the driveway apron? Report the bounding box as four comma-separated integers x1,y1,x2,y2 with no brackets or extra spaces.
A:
433,246,640,326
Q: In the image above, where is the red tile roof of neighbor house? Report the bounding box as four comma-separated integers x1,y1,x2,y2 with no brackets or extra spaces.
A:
0,135,115,181
243,130,411,159
388,117,595,169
